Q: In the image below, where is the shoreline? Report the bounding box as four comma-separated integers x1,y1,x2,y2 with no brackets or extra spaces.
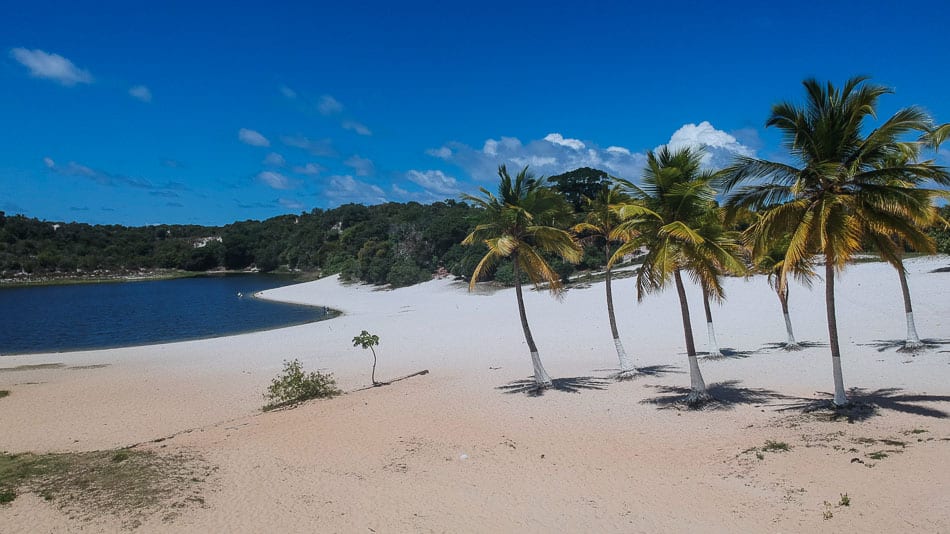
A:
1,256,949,531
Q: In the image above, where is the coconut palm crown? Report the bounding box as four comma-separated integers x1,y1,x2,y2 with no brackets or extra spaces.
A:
720,76,950,406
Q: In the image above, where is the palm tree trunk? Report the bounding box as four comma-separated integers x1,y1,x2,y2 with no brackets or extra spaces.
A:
674,268,708,405
778,286,800,350
370,347,378,385
824,255,848,407
605,247,634,375
896,258,922,350
700,282,723,357
513,254,553,387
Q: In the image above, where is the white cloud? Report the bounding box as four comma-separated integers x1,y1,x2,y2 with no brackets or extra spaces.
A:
9,48,93,86
434,123,756,190
342,120,372,136
659,121,755,167
129,85,152,102
436,134,645,183
292,162,324,175
391,183,411,197
344,155,375,176
406,169,460,195
238,128,270,147
325,175,387,205
318,95,343,115
257,171,296,190
279,198,305,210
544,133,585,150
279,85,297,99
263,152,285,166
426,146,452,159
43,157,55,168
281,135,335,157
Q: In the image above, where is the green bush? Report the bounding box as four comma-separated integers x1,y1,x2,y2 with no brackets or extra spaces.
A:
386,260,430,287
263,359,341,410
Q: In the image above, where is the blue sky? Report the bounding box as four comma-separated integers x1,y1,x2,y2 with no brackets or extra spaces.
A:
2,0,948,226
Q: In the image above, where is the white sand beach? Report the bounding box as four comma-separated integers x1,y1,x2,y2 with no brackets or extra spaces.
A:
2,256,950,532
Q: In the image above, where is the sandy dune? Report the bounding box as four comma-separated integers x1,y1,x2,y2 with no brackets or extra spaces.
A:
2,256,949,532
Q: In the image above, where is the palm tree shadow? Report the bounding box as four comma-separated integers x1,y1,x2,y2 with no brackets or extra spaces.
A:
700,347,762,360
762,340,827,351
640,380,792,410
497,376,610,397
859,338,950,353
774,387,950,421
594,365,683,381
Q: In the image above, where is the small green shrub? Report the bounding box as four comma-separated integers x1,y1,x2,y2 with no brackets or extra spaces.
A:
868,451,888,460
762,440,790,452
0,390,9,399
0,489,15,504
264,359,341,410
838,493,850,506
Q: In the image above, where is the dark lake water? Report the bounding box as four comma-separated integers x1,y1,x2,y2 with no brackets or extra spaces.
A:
0,275,333,355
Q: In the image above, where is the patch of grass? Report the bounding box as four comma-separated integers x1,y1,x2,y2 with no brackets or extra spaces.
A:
755,452,765,460
905,428,928,435
0,390,9,399
762,440,791,452
879,439,906,447
839,493,850,506
853,437,877,445
263,359,341,411
0,449,211,521
868,451,888,460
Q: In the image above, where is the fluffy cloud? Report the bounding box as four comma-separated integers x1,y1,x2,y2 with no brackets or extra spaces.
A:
406,170,460,195
325,175,387,205
344,155,375,176
318,95,343,115
292,163,324,175
342,120,372,136
238,128,270,147
129,85,152,102
659,121,755,167
429,123,756,188
429,134,645,183
257,170,296,190
263,152,286,166
425,146,452,159
10,48,93,86
544,133,585,150
281,135,335,157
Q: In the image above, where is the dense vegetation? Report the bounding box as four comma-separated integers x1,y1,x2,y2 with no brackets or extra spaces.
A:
0,201,485,287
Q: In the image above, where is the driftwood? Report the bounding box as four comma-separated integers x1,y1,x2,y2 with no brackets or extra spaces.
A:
350,369,430,393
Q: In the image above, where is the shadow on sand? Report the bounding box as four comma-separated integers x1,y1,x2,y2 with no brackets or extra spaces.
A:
592,365,683,381
858,338,950,353
760,340,827,351
774,387,950,421
640,380,792,410
497,376,610,397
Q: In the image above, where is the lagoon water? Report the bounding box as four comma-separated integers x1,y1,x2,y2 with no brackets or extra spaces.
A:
0,275,332,355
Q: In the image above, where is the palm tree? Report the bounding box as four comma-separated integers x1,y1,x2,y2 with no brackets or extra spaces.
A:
691,205,746,358
748,232,816,350
612,146,743,406
863,153,948,350
572,184,657,377
721,77,949,406
462,165,582,388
